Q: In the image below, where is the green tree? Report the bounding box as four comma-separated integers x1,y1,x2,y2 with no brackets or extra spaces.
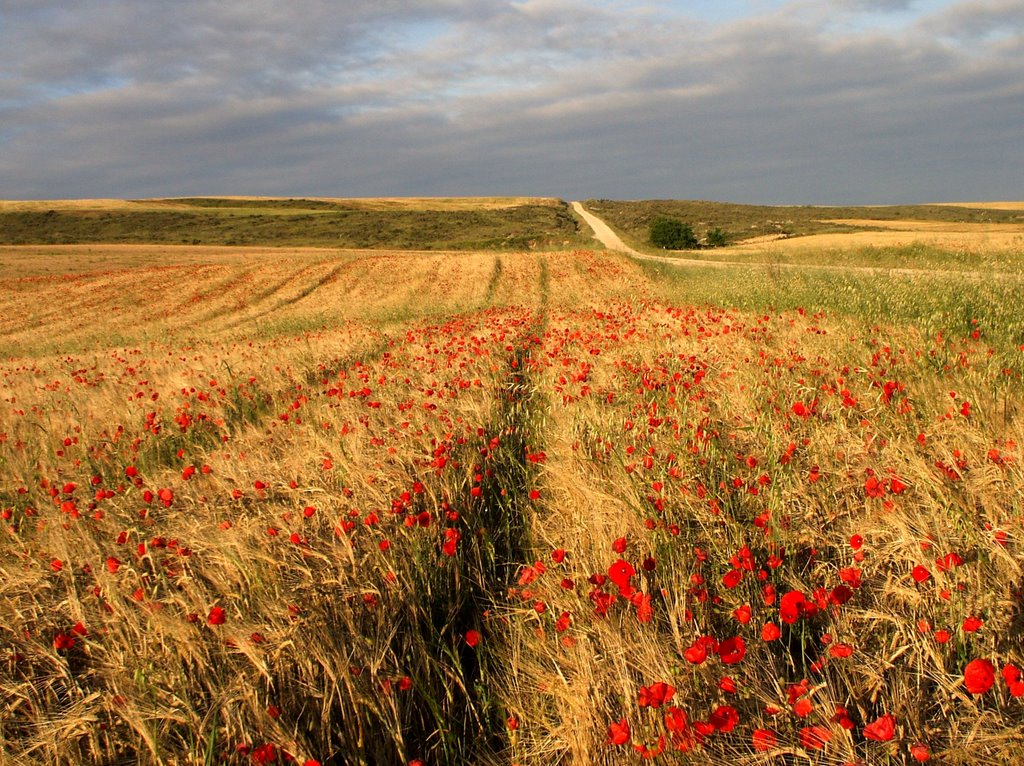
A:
649,217,697,249
706,227,729,247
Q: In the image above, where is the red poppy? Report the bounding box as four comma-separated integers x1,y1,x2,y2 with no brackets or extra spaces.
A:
555,611,571,632
684,641,708,665
964,658,995,694
464,629,481,648
779,590,807,624
208,606,226,625
863,714,896,742
53,633,75,650
606,718,630,746
793,698,813,718
799,726,832,750
829,643,854,658
910,743,931,762
762,622,781,642
608,558,636,596
962,616,983,633
634,735,666,760
634,592,653,623
638,681,676,708
717,636,746,664
722,568,743,589
709,705,738,732
752,728,777,751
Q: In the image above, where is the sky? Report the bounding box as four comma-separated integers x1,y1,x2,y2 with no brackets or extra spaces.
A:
1,0,1022,203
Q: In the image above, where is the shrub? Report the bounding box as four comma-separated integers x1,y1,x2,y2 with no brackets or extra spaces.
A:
706,227,729,247
650,217,697,249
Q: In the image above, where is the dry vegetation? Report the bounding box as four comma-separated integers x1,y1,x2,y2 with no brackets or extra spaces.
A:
1,206,1023,766
0,198,585,251
583,199,1024,257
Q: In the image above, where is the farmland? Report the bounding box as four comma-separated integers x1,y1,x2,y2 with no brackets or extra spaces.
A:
1,198,1024,765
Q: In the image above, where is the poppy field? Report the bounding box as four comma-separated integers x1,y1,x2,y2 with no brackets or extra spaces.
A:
2,232,1024,765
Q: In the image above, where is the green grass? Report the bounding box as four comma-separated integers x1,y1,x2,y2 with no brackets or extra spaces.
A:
0,201,587,250
584,199,1024,249
637,255,1024,355
644,242,1024,272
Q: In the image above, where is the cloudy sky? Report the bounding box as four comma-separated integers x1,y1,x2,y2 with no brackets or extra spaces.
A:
1,0,1021,203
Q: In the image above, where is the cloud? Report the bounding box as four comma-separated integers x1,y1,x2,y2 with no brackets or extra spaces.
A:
921,0,1024,38
837,0,916,10
0,0,1021,202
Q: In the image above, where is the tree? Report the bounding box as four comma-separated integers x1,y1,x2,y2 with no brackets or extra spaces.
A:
649,217,697,249
706,227,729,247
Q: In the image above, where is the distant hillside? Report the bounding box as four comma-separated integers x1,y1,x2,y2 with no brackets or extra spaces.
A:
0,197,585,250
583,199,1024,248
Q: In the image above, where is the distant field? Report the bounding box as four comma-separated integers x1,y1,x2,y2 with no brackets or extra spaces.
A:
0,196,564,212
583,198,1024,252
934,201,1024,211
0,197,585,250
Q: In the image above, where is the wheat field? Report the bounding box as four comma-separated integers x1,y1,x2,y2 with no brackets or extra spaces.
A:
1,216,1023,765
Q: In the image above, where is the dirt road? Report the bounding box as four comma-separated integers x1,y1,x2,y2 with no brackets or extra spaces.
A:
570,201,1020,280
571,201,734,269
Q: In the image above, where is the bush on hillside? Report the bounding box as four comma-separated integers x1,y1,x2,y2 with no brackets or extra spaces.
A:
650,217,698,249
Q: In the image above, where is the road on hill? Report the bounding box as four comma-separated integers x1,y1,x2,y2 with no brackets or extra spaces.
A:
569,201,1018,280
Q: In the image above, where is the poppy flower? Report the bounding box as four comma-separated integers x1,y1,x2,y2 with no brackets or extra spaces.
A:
607,558,636,596
606,717,630,746
634,592,653,623
717,636,746,664
752,729,777,752
722,569,743,589
964,658,995,694
638,681,676,708
53,633,75,650
793,698,813,717
684,641,708,665
762,622,781,642
709,705,738,732
863,714,896,742
962,616,983,632
799,726,832,750
464,629,481,648
779,590,807,624
634,735,666,759
208,606,226,625
910,743,931,762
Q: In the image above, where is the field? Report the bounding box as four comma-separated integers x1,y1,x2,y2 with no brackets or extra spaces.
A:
0,198,583,251
583,199,1024,258
2,199,1024,766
